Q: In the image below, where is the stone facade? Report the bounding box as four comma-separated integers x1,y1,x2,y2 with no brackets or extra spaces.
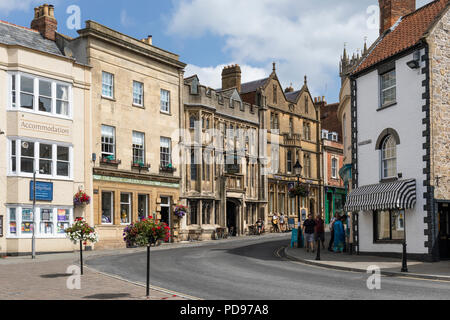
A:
180,75,265,240
427,5,450,201
62,21,186,248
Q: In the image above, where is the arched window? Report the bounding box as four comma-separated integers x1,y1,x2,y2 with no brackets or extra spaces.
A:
381,135,397,179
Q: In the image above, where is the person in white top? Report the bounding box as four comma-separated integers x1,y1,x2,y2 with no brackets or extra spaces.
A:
279,213,286,232
272,213,280,233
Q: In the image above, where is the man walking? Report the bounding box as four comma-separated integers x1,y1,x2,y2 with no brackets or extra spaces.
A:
279,213,286,232
315,214,325,249
303,214,316,253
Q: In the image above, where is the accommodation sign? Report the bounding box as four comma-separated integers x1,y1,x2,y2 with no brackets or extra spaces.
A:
20,120,70,136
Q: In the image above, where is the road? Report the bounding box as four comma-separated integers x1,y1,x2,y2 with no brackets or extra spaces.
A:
86,235,450,300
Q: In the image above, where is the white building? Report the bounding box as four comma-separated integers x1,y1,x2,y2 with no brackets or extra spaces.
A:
346,0,450,261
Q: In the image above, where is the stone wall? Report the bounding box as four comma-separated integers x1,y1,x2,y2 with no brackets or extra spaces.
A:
428,6,450,200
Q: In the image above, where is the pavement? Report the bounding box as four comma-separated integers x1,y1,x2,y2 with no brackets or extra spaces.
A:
0,232,288,300
284,244,450,282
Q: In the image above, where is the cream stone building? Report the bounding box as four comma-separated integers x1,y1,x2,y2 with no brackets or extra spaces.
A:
180,71,265,240
0,5,92,255
59,21,186,248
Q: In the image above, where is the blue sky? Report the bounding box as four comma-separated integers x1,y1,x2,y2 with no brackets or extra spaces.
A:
0,0,433,102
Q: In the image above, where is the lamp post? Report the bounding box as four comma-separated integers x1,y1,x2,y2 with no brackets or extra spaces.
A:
294,161,303,248
146,234,156,298
401,211,408,273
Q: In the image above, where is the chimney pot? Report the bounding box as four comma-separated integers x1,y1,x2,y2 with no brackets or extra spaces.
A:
31,3,58,41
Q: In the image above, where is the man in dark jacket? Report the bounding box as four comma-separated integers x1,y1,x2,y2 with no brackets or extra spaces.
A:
303,214,316,253
315,214,325,249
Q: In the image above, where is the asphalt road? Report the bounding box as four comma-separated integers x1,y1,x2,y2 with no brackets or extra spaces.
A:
86,235,450,300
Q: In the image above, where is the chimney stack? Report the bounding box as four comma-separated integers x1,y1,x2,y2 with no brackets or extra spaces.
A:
142,35,152,45
31,4,58,41
285,83,294,93
222,65,242,92
379,0,415,35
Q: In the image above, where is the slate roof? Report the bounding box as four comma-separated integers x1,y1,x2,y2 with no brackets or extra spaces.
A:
240,78,269,94
285,90,301,103
353,0,449,74
0,20,63,57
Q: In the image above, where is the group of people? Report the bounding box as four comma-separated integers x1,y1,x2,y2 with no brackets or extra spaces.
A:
301,212,349,253
271,213,288,233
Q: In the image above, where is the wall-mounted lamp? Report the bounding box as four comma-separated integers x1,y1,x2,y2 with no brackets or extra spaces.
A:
92,153,97,164
406,50,420,69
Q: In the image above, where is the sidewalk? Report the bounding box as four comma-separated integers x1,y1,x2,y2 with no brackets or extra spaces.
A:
0,232,288,300
285,245,450,282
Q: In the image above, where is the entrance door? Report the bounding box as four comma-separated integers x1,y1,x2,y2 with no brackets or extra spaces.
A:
226,201,237,236
439,203,450,260
160,197,171,242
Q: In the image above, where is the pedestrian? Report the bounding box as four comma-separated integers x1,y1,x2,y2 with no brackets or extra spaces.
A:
328,213,338,252
333,216,346,253
315,214,325,249
256,218,263,235
272,213,280,233
279,213,286,232
303,214,316,253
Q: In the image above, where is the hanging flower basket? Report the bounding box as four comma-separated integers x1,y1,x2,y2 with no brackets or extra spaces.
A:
65,217,98,244
123,216,171,247
74,190,91,206
289,184,309,198
174,205,188,219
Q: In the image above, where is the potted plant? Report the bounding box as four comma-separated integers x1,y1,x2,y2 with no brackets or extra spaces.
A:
123,216,171,247
289,184,310,198
74,190,91,207
65,217,98,275
174,205,188,219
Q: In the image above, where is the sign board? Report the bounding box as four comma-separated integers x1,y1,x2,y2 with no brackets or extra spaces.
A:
30,181,53,201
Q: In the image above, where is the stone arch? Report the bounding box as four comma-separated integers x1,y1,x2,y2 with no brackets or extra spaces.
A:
376,128,401,150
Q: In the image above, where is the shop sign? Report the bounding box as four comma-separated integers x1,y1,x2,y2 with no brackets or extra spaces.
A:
30,181,53,201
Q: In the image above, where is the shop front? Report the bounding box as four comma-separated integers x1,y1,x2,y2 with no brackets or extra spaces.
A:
93,171,180,249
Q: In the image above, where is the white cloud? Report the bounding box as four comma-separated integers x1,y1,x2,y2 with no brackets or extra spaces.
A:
0,0,50,15
185,63,267,89
168,0,435,101
120,9,136,28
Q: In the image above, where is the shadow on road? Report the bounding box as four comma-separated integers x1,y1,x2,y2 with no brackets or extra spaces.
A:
40,273,69,279
224,239,290,262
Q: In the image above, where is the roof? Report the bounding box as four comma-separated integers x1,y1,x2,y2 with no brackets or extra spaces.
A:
353,0,449,75
240,78,269,94
285,90,301,103
0,20,64,57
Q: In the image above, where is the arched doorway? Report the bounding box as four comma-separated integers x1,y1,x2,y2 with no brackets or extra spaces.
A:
226,200,237,236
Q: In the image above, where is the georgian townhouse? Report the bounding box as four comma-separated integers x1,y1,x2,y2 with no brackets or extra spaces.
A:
59,21,186,248
346,0,450,261
0,5,92,255
180,70,264,240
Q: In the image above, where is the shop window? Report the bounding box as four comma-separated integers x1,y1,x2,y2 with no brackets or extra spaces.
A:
138,195,149,221
40,208,53,235
21,209,33,235
189,200,198,225
120,193,132,225
9,208,17,235
102,191,114,224
57,209,70,234
374,209,405,241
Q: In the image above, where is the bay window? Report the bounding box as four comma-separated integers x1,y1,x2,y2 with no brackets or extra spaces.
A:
9,139,72,179
9,72,72,117
7,207,73,238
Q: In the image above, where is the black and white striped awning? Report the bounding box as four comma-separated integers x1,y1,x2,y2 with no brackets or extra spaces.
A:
344,179,416,212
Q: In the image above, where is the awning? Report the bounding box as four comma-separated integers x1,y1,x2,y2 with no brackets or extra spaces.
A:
344,179,416,212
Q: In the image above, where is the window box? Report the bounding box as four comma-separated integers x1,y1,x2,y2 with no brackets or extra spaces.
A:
100,156,121,166
132,161,151,171
160,164,176,174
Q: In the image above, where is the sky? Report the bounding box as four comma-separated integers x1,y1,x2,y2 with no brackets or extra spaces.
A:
0,0,434,102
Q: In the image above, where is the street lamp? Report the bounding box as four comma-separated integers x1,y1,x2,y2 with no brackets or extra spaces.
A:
294,161,303,248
